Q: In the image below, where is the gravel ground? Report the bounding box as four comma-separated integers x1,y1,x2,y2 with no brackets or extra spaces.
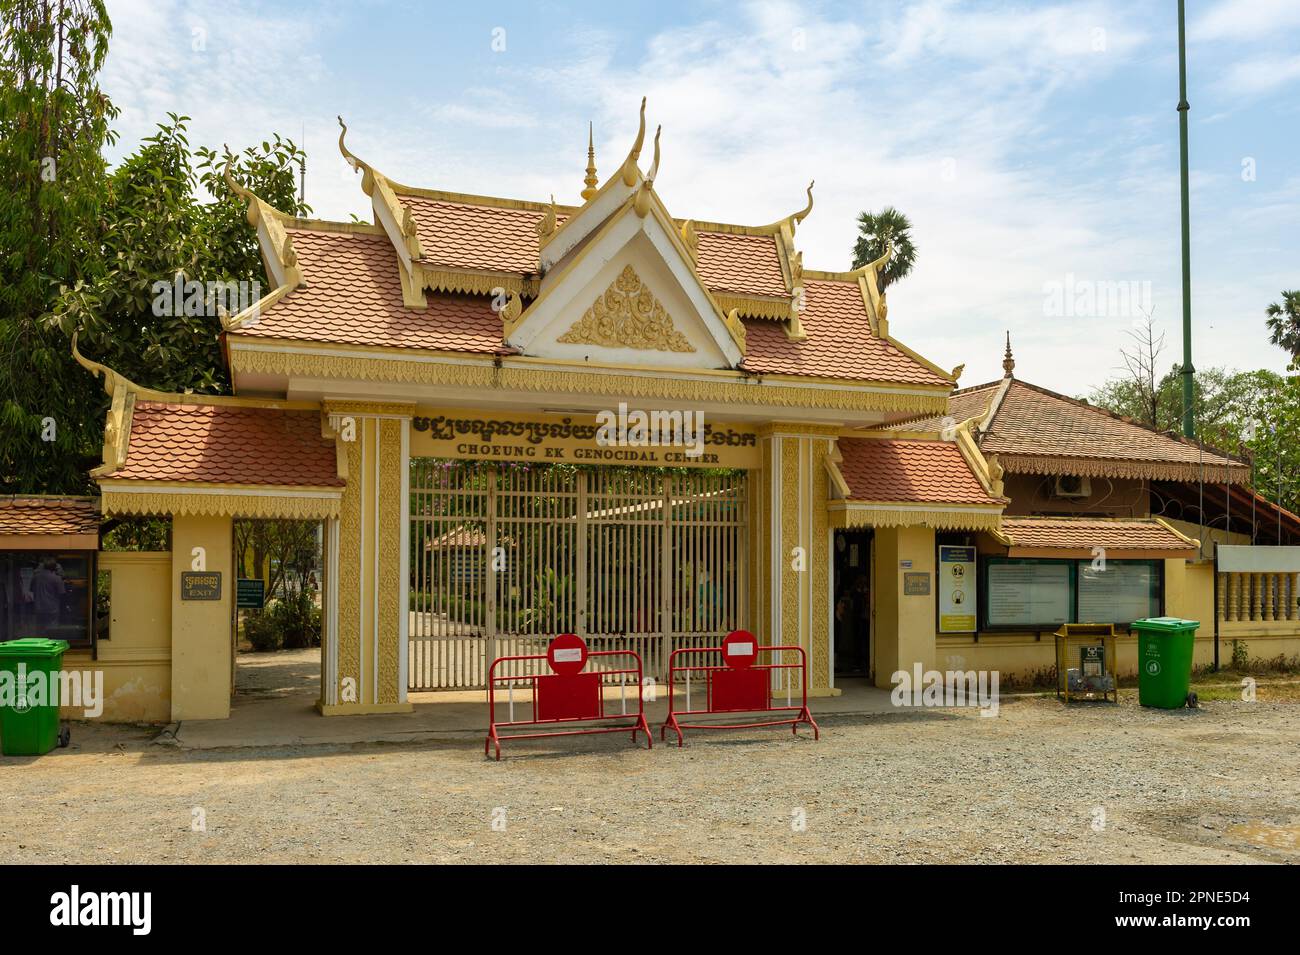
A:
1,693,1297,864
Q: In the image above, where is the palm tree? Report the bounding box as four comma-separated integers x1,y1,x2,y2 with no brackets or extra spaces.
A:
851,207,917,292
1265,290,1300,362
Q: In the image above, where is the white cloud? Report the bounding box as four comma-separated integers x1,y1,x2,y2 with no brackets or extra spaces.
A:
1192,0,1300,42
1221,54,1300,96
97,0,1294,392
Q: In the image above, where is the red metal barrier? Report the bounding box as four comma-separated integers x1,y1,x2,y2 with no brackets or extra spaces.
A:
485,633,652,760
660,630,819,746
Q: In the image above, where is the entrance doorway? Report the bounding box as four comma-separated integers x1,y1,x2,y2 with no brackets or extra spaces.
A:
231,519,324,702
833,529,873,679
408,461,749,689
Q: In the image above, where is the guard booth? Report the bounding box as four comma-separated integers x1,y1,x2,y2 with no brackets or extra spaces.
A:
0,497,100,652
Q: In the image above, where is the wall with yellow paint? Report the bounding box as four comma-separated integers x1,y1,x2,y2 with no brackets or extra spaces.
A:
60,551,172,722
170,514,233,720
872,525,937,687
937,558,1300,680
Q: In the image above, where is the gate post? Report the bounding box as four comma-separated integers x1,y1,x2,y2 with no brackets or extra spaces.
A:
319,403,415,715
756,424,840,697
486,467,498,675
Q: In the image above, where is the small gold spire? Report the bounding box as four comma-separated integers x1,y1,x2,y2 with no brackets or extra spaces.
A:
1002,331,1016,377
582,123,598,201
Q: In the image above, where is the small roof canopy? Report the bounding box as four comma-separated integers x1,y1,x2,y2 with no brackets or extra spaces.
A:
0,496,100,550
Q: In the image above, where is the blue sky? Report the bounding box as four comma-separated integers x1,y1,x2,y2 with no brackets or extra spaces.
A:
100,0,1298,394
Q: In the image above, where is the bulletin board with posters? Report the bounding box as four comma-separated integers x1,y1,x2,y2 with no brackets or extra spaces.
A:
938,545,977,632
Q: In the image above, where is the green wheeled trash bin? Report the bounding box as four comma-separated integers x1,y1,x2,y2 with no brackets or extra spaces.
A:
0,638,71,755
1132,617,1199,709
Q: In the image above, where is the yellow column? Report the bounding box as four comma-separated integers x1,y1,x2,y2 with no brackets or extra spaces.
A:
759,425,837,696
320,404,413,715
170,514,234,720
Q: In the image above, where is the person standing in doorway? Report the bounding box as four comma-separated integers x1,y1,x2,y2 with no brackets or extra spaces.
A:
30,558,66,637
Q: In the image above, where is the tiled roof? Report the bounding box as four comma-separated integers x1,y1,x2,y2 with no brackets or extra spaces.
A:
235,226,947,387
981,381,1240,467
402,195,793,302
694,230,788,298
403,196,552,274
0,497,100,537
999,517,1197,555
894,378,1247,479
113,402,343,487
893,381,999,430
742,280,952,385
237,229,504,352
837,438,1003,505
429,524,488,548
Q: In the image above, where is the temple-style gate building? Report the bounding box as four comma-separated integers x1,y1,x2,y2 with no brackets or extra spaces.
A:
15,101,1291,722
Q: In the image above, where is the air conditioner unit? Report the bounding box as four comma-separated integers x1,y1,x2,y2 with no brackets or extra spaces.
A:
1054,475,1092,499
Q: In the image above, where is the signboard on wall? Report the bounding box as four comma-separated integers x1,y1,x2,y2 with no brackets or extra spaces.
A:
409,410,761,469
903,572,931,596
986,562,1069,627
938,545,977,632
236,578,265,609
181,571,222,601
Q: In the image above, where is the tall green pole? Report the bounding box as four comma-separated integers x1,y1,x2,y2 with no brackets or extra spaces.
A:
1178,0,1196,438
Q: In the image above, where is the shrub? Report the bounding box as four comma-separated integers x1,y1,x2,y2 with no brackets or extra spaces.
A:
243,609,282,652
273,589,321,649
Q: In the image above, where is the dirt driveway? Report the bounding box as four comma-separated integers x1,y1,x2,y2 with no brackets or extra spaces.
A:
1,688,1297,864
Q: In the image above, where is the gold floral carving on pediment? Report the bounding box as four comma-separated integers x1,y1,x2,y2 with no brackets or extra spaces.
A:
557,264,695,352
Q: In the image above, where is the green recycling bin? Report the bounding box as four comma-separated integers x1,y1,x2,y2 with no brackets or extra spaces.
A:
0,638,70,755
1133,617,1198,709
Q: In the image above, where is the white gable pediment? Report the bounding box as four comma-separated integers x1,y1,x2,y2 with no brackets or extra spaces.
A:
508,201,744,370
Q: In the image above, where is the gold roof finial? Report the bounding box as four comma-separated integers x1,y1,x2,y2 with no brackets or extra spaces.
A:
1002,331,1016,377
792,180,815,227
620,97,648,187
582,122,599,201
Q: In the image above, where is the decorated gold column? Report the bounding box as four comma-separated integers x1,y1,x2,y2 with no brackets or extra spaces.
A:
757,424,838,696
319,402,413,715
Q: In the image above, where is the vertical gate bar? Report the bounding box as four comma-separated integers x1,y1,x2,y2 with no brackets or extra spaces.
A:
660,473,672,681
486,465,497,688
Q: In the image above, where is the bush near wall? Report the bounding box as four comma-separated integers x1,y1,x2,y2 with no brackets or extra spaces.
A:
241,593,321,653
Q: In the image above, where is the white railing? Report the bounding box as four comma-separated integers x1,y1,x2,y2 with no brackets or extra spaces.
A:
1218,572,1300,623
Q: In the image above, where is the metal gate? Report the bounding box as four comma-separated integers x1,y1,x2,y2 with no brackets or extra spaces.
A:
408,461,748,690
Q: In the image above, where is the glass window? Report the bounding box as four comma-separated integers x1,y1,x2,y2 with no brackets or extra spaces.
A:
981,557,1162,629
0,551,95,648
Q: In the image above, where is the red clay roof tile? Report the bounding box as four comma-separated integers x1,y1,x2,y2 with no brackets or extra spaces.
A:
237,229,504,352
895,378,1246,476
0,497,100,537
403,196,551,274
235,218,949,388
694,230,788,298
999,517,1196,554
837,438,1002,505
114,402,343,487
743,280,952,385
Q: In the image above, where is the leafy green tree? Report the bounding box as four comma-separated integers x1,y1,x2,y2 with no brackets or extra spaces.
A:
851,206,916,292
1247,373,1300,516
0,0,117,492
1265,290,1300,363
1090,364,1298,511
48,115,309,395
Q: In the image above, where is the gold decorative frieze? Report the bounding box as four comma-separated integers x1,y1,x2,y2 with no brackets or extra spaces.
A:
558,264,695,352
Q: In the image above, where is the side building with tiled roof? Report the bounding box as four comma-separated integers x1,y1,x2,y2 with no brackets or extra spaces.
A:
883,336,1300,681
